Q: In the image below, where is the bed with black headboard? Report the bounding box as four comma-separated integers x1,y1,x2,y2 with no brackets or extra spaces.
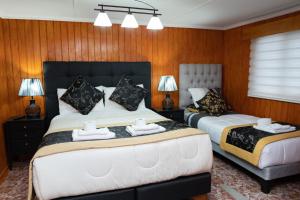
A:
43,61,152,128
30,61,212,200
179,64,300,194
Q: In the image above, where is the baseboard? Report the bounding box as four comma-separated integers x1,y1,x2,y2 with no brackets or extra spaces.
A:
0,166,8,184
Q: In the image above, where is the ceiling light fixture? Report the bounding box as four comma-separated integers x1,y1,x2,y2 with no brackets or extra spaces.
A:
122,9,139,28
94,5,112,27
147,12,163,30
94,1,163,30
94,11,112,27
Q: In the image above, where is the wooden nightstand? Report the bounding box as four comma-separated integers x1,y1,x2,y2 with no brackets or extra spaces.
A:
4,116,45,170
152,107,184,123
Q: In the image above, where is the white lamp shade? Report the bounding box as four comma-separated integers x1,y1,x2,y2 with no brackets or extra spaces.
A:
158,76,178,92
94,12,112,27
18,78,44,97
121,14,138,28
147,16,163,30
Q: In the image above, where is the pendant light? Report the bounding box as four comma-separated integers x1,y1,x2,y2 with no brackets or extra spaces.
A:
147,15,163,30
94,11,112,27
94,3,163,30
121,9,139,28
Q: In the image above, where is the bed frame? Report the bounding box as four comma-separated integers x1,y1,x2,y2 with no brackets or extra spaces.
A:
179,63,300,194
43,61,211,200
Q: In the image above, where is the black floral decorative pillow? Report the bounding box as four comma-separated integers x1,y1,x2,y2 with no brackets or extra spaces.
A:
210,88,233,111
60,76,104,115
186,104,207,113
109,76,148,111
210,88,222,96
196,90,227,116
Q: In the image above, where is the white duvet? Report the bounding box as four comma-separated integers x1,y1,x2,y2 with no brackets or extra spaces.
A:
33,109,213,200
196,114,300,169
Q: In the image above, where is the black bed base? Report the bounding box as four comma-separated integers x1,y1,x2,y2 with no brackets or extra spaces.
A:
56,173,211,200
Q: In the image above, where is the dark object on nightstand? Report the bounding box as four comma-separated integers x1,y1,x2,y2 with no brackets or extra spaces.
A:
4,116,45,170
18,78,44,118
158,75,178,110
152,107,184,123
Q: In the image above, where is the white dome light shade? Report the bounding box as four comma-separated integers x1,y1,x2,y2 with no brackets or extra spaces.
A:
147,16,163,30
121,14,138,28
94,12,112,27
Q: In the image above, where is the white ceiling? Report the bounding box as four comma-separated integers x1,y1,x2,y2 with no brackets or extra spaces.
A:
0,0,300,30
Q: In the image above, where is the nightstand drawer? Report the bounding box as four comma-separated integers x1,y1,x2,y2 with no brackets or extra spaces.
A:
12,121,44,131
6,121,44,139
10,129,43,139
13,139,41,154
162,112,181,119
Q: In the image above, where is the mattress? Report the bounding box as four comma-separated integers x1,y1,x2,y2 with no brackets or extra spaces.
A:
185,111,300,169
33,109,213,200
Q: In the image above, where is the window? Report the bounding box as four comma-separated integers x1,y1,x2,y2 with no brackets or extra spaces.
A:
248,29,300,104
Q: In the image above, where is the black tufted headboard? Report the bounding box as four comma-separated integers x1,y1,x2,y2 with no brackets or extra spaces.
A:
43,61,151,128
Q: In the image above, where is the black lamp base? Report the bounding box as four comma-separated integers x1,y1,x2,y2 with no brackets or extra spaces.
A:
25,99,41,118
162,93,174,110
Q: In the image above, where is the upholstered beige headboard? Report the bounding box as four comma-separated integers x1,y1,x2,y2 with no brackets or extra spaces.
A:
179,64,222,108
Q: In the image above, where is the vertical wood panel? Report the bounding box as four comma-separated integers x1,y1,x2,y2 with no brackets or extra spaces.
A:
100,28,107,61
94,26,101,61
87,24,95,61
61,22,69,61
80,23,89,61
0,19,223,180
0,18,9,182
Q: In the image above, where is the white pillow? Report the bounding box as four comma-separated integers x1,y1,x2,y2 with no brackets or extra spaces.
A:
57,88,105,115
98,86,125,111
188,88,209,108
98,84,146,111
136,84,146,110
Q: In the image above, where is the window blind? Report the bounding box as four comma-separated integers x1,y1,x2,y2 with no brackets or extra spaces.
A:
248,29,300,104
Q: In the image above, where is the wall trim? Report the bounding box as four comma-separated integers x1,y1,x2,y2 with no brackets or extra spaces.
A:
0,167,8,184
224,5,300,30
0,15,224,30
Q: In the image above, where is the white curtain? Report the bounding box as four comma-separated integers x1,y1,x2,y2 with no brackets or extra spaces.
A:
248,29,300,104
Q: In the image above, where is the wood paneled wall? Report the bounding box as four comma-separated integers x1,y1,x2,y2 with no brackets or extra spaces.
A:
0,18,223,179
223,11,300,125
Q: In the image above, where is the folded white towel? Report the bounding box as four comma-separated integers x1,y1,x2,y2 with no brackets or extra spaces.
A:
72,129,115,141
269,123,291,131
126,125,166,136
74,128,110,136
254,124,296,134
257,118,272,126
131,124,160,131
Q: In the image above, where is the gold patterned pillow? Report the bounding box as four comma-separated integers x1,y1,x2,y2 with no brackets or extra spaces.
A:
196,91,227,116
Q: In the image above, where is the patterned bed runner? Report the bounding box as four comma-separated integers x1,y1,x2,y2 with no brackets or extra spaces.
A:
39,120,189,148
220,123,300,166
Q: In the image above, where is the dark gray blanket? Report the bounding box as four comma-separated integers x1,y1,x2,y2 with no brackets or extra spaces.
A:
186,110,236,128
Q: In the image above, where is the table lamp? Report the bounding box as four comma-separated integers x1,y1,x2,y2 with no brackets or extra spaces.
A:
18,78,44,118
158,75,178,110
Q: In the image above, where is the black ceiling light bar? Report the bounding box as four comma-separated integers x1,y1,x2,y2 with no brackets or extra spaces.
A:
93,2,163,29
94,4,162,16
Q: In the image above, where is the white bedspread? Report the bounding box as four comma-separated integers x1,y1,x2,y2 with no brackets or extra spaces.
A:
197,114,300,169
33,109,212,200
